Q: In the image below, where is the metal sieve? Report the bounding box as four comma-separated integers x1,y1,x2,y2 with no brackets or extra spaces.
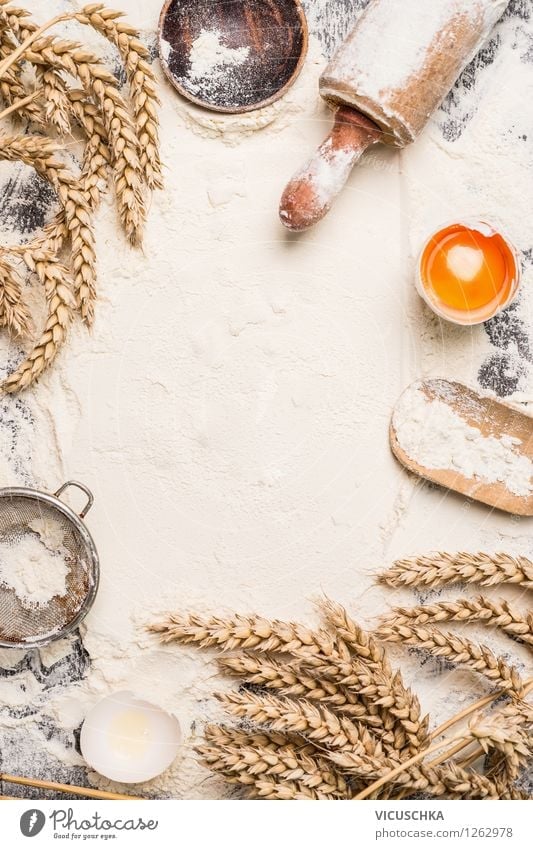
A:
0,481,99,650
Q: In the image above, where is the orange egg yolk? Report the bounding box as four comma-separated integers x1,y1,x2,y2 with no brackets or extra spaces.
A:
419,224,516,313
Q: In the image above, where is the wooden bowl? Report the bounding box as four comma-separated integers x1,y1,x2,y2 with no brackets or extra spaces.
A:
158,0,308,114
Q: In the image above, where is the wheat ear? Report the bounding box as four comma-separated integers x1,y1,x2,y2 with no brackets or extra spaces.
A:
379,552,533,590
381,597,533,648
4,250,73,392
0,9,145,245
0,134,97,325
0,31,43,124
198,724,349,798
218,690,379,754
75,3,162,189
318,599,430,754
0,256,33,336
376,623,524,694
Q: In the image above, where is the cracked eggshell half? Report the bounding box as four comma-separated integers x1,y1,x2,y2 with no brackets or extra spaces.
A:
80,690,182,784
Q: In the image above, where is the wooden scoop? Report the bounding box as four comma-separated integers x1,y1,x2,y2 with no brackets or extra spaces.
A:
390,379,533,516
279,108,382,231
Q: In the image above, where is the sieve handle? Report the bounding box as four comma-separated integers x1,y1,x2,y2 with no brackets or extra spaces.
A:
54,480,94,519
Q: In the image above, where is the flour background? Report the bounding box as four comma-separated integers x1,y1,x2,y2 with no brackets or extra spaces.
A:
0,0,531,798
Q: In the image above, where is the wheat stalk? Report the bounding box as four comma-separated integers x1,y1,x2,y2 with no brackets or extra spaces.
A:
75,3,162,190
376,622,524,694
4,250,73,392
218,690,380,754
0,255,32,336
0,30,43,124
0,133,97,326
381,596,533,648
0,7,146,246
379,552,533,590
198,724,349,798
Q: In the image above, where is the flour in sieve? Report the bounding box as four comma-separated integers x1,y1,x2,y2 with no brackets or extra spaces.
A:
0,533,68,608
393,384,533,497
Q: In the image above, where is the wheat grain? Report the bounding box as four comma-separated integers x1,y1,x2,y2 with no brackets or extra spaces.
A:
382,596,533,648
0,256,32,336
376,622,524,694
333,748,501,799
75,3,162,189
379,552,533,590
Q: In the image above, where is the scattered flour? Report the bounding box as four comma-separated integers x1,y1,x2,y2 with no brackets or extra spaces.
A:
188,30,249,82
393,384,533,497
0,533,68,608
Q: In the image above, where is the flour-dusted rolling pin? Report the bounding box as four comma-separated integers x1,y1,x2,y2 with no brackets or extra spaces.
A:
279,0,508,231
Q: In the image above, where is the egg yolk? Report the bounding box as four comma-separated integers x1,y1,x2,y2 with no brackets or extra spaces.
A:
419,224,516,313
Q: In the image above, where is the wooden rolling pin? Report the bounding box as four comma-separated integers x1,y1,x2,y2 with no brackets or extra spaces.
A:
280,0,508,231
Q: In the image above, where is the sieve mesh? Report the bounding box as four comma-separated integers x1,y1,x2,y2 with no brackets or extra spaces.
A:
0,488,97,647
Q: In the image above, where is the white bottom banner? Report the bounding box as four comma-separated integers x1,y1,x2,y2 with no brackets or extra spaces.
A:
0,800,530,849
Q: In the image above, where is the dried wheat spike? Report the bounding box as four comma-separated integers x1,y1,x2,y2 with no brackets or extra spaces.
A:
198,724,349,798
0,31,43,124
0,255,33,337
68,91,110,210
0,9,146,245
75,3,162,189
379,552,533,590
4,251,73,392
217,650,380,710
376,623,524,694
149,610,336,654
0,134,97,325
318,600,430,754
28,91,111,263
382,596,533,648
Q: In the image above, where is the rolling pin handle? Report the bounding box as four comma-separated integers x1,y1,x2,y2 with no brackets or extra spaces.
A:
279,107,381,232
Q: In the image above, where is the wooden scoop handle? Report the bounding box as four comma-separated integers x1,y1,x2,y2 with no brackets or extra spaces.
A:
279,107,382,232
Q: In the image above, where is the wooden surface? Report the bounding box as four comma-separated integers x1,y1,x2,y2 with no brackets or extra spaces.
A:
391,380,533,516
158,0,308,112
